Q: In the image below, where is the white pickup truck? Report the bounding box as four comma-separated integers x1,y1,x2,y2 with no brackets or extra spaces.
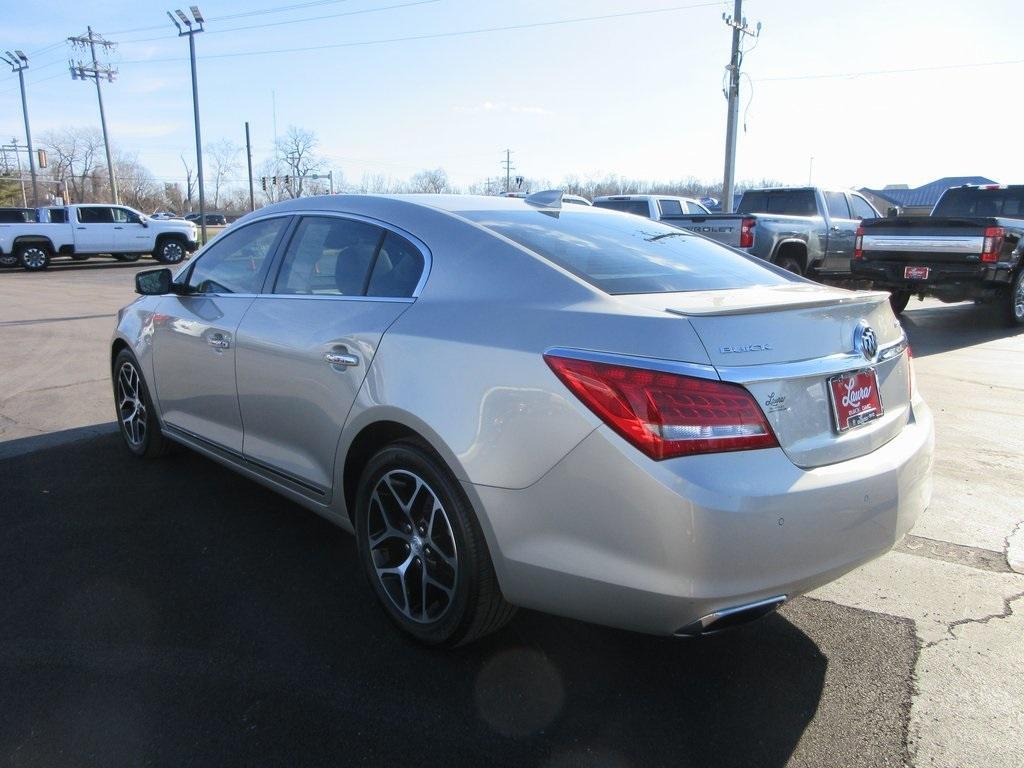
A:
0,203,199,271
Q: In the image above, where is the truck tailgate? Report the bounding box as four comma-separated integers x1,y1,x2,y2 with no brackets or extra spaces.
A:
859,217,993,263
662,214,746,248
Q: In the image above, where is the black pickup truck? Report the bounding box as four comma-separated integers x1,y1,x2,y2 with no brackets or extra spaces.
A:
851,184,1024,325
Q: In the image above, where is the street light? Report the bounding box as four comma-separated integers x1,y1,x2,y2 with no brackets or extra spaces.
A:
168,6,207,243
1,50,38,206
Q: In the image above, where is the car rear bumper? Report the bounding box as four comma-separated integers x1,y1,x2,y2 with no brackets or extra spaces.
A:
469,395,933,636
851,258,1012,292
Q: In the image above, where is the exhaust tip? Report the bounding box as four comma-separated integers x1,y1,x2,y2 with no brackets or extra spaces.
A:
674,595,787,638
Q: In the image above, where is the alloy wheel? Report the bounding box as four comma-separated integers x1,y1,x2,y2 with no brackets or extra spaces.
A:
161,241,185,263
1015,274,1024,321
116,361,148,447
367,469,458,624
22,247,47,269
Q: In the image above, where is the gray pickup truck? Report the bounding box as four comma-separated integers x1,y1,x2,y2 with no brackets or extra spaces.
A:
662,186,882,277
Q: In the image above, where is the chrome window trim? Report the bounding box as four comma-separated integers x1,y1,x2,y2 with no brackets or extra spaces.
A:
265,209,432,299
178,213,295,291
249,294,415,304
544,346,720,380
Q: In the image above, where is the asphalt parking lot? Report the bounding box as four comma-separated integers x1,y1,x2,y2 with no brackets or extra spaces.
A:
1,262,1021,767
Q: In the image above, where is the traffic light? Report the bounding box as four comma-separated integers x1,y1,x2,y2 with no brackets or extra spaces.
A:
284,175,291,188
272,176,277,187
37,149,47,169
261,176,267,192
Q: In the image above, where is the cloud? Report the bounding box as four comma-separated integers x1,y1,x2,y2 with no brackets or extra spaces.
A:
454,101,552,116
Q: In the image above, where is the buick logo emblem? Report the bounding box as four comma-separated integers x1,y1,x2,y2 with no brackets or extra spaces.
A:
855,322,878,360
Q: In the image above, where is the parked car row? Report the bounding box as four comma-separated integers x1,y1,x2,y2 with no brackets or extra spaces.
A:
0,204,200,270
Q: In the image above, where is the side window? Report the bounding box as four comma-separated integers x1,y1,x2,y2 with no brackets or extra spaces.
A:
658,199,683,216
187,217,287,294
273,216,383,296
849,194,877,220
49,208,68,223
112,208,141,224
686,201,708,214
366,232,425,298
78,206,114,224
825,191,851,220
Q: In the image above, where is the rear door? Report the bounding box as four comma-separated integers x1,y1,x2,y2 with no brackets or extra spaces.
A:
235,215,426,495
152,216,290,452
820,191,857,273
74,206,119,253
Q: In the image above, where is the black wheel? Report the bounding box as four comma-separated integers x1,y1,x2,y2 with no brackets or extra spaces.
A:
1006,270,1024,327
0,251,17,268
355,439,515,647
113,253,142,262
889,290,912,315
17,243,51,271
113,349,169,459
775,254,803,275
154,238,187,264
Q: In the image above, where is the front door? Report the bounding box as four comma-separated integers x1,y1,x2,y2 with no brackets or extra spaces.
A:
112,207,150,253
74,206,119,254
151,216,290,453
236,216,425,493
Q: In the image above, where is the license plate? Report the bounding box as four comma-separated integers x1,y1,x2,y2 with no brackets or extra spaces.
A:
904,265,930,280
828,369,884,433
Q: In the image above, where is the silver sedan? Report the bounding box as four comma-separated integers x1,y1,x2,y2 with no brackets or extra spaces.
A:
111,192,934,646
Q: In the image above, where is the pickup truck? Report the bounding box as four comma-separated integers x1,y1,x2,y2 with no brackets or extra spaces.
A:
0,203,199,271
592,194,711,220
851,184,1024,325
660,186,882,278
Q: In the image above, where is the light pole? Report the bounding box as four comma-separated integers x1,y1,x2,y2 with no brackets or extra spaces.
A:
2,51,38,206
168,7,207,243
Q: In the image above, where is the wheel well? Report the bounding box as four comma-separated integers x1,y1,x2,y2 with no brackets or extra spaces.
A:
342,421,421,522
154,233,186,247
111,338,130,371
773,241,807,273
13,236,54,253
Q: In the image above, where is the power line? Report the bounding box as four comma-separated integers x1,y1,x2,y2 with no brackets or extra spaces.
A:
105,0,355,35
117,2,726,64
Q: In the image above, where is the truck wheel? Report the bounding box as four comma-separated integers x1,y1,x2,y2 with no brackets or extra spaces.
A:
18,244,51,271
113,253,141,262
1006,270,1024,327
0,251,17,268
889,291,912,315
154,238,187,265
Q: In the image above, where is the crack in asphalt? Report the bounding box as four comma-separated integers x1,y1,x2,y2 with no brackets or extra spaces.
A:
922,590,1024,649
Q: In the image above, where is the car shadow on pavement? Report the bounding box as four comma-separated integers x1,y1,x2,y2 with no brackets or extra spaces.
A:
0,432,914,768
901,301,1023,357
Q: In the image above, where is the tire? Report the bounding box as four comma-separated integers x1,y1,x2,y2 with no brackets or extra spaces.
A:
17,243,51,271
113,349,169,459
0,251,17,268
154,238,187,264
889,290,912,315
113,253,142,262
1006,269,1024,327
355,439,515,647
775,254,803,276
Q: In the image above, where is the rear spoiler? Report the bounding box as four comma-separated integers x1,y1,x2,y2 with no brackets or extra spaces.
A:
663,290,890,317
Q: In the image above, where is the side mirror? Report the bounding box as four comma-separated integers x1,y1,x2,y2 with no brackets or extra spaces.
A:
886,207,900,218
135,267,173,295
139,215,149,228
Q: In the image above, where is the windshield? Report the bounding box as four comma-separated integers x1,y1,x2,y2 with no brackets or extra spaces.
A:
738,189,818,216
932,188,1024,218
463,209,793,295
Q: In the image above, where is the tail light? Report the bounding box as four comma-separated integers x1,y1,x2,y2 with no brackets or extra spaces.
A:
854,226,864,259
739,218,755,249
544,355,778,459
981,226,1004,263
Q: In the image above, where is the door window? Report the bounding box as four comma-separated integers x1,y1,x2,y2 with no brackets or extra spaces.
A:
78,206,114,224
187,217,287,294
273,216,384,295
658,199,683,216
825,191,851,220
366,232,425,298
686,201,709,214
112,208,142,224
849,194,878,219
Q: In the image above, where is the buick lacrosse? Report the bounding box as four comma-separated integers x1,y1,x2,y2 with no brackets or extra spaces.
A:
111,192,933,646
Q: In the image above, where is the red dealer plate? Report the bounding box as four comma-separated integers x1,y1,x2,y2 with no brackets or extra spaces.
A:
828,369,884,433
904,265,930,280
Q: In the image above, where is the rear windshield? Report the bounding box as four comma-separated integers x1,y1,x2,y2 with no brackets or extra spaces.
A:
463,209,792,295
738,189,817,216
592,199,650,218
932,188,1024,218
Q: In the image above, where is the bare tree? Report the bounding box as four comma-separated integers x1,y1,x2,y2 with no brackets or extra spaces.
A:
180,154,197,213
275,125,325,198
114,152,162,211
409,168,450,194
40,127,104,202
205,139,240,210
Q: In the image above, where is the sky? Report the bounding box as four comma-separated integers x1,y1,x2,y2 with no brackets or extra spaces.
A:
2,0,1023,196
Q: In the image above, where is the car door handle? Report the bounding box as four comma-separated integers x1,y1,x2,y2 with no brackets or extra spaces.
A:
324,350,359,368
207,332,231,349
830,225,841,232
114,226,124,230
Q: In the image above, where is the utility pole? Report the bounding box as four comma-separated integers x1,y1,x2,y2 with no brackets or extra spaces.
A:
69,28,119,204
501,149,514,194
168,7,207,243
1,52,38,206
720,1,760,213
244,121,255,212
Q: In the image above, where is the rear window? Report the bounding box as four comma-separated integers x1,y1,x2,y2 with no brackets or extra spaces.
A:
932,188,1024,218
738,190,817,216
464,209,792,295
592,199,651,218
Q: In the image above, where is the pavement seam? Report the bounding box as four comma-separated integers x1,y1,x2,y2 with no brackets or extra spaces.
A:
1005,519,1024,574
922,590,1024,649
